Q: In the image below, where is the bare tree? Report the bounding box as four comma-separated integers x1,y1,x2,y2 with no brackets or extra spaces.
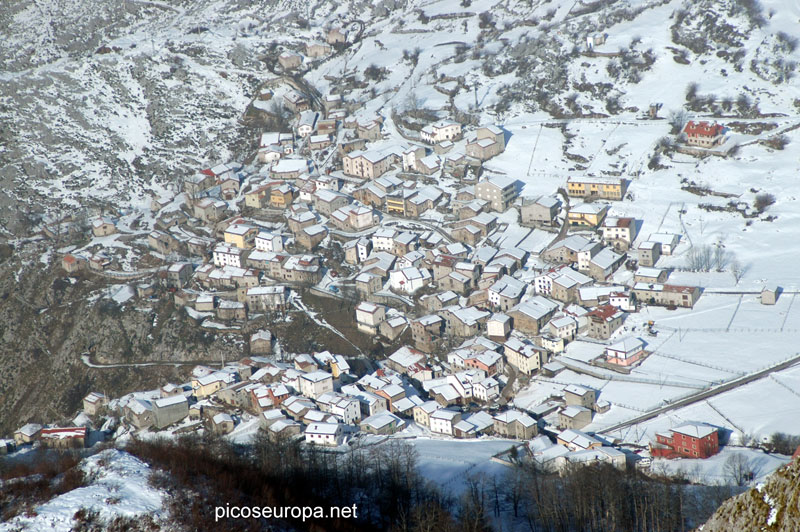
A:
668,109,689,134
504,467,525,518
459,474,490,532
713,241,731,271
404,91,424,118
730,258,748,284
687,244,713,271
724,452,754,486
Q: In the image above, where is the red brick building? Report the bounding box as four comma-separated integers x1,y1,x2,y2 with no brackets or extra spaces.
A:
650,422,719,459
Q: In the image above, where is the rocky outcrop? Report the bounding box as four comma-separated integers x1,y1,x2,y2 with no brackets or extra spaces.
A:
0,248,241,434
697,457,800,531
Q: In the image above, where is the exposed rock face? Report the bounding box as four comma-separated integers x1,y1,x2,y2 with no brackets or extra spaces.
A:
697,457,800,532
0,250,241,434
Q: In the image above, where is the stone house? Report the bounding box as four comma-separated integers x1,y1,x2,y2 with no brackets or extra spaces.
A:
586,305,624,339
521,196,561,226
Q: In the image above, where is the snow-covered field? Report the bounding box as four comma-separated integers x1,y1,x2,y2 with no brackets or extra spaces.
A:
396,437,517,495
650,446,790,485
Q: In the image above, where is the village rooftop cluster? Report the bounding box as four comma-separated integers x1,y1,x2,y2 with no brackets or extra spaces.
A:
12,27,784,472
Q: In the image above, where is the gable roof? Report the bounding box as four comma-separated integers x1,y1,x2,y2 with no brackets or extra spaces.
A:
671,422,717,439
683,121,724,137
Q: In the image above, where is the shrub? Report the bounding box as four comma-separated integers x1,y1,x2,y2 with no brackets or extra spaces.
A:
754,192,776,211
364,64,388,82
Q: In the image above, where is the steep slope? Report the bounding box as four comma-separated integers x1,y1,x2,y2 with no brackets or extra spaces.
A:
0,250,243,434
2,0,798,237
0,449,167,531
698,456,800,531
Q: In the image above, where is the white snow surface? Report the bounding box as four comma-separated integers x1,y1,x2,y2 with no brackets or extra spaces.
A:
0,449,166,532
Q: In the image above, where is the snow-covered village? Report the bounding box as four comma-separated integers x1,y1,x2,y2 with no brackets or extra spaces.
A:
2,0,800,530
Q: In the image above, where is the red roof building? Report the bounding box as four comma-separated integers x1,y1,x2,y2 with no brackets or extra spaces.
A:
586,304,625,339
61,254,86,273
39,427,87,449
683,121,725,148
650,422,719,459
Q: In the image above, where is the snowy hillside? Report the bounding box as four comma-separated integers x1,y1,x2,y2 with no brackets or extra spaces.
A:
1,0,799,234
0,449,166,532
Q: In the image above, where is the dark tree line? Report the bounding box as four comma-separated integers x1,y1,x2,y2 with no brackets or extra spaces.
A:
512,462,686,532
488,458,738,532
126,433,483,532
125,433,743,532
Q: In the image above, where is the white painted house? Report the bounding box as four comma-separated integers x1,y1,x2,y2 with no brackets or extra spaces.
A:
355,301,386,334
371,228,397,252
304,422,344,446
254,231,284,253
297,111,319,137
389,267,432,293
421,120,462,143
298,370,334,399
429,408,462,436
213,244,244,268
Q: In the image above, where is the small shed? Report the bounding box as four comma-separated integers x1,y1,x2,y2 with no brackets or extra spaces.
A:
761,285,780,305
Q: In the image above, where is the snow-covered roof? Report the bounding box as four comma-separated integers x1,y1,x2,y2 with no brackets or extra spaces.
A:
571,202,606,215
416,400,441,415
636,266,664,278
450,306,490,326
430,383,460,402
301,370,332,383
553,234,595,252
484,175,515,190
493,409,536,427
213,413,234,425
671,422,717,439
561,405,592,419
361,411,402,430
127,399,152,415
16,423,42,436
607,337,644,355
489,275,526,299
535,195,560,208
153,395,188,409
272,159,308,173
512,296,558,320
225,224,254,236
389,346,425,368
431,408,460,421
306,422,341,435
648,232,680,246
550,315,577,329
590,247,623,269
568,176,622,185
558,429,601,449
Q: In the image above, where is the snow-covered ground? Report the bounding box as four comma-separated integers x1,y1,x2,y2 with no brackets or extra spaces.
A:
650,446,790,486
393,436,517,495
0,449,167,532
